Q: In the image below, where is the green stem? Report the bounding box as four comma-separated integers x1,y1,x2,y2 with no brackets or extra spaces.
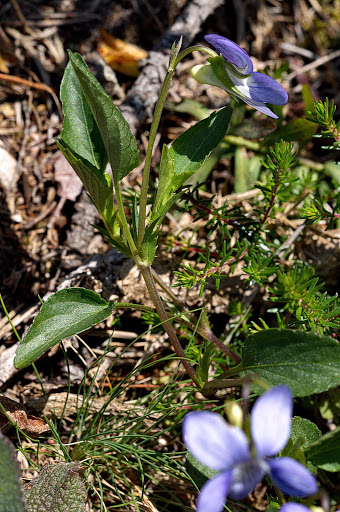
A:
137,44,218,254
114,302,155,313
174,45,218,65
137,69,175,252
114,181,141,263
139,265,199,386
150,270,241,363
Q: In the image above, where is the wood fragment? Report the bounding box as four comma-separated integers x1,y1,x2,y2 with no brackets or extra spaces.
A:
285,49,340,83
26,392,128,418
0,343,19,388
120,0,224,134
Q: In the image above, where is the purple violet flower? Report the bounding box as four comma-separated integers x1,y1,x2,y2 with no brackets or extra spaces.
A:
280,504,311,512
183,385,318,512
190,34,288,119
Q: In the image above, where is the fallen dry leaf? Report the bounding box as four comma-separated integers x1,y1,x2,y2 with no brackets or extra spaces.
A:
54,153,83,202
0,395,50,436
48,153,83,228
0,53,9,73
97,30,148,77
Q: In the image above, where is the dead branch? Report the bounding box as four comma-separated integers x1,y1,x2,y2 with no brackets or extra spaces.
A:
120,0,224,134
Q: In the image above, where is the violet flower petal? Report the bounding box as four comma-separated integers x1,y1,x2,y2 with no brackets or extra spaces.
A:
205,34,253,75
228,458,269,499
235,96,279,119
190,62,280,118
224,66,287,106
183,411,250,472
280,504,311,512
268,457,318,497
251,385,293,457
197,471,232,512
245,72,288,104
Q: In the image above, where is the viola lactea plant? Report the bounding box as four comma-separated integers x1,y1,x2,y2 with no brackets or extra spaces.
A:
12,34,291,381
9,33,340,512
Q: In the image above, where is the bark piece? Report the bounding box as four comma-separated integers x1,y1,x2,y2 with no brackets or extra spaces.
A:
120,0,224,134
26,391,128,418
0,343,19,388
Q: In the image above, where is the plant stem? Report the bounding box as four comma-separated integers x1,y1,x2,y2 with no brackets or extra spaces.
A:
174,45,218,65
261,181,279,226
137,67,175,252
139,265,199,386
150,269,241,363
136,44,218,254
114,302,155,313
114,181,141,263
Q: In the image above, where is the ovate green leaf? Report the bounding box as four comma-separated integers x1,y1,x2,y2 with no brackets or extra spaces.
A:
14,288,115,369
239,329,340,397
